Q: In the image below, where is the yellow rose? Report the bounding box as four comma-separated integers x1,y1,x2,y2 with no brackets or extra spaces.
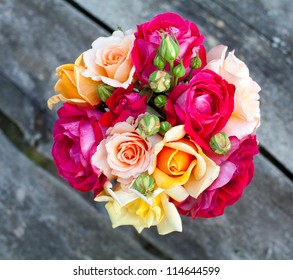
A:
47,55,102,109
96,181,182,235
149,125,220,200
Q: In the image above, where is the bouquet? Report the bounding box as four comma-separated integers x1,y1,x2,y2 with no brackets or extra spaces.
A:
48,12,260,235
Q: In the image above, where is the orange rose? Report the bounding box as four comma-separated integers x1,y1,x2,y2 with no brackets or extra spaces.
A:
48,55,101,109
149,125,220,200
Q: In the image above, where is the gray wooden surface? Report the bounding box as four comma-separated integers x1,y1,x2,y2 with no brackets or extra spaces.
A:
0,0,292,259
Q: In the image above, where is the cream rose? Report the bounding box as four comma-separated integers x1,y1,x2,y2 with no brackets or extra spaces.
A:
91,117,161,189
82,29,136,88
205,45,261,139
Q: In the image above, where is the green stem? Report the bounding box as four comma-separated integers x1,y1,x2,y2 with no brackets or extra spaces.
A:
174,77,179,87
169,60,175,88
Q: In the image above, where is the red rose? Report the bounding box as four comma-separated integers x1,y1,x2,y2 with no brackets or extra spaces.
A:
168,69,235,150
52,104,106,193
99,85,147,127
131,12,206,85
174,135,258,218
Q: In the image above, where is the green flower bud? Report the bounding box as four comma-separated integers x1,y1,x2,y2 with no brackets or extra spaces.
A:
154,95,167,108
172,59,186,78
159,121,172,135
154,54,166,70
96,83,115,102
138,114,160,137
159,34,180,63
149,70,171,93
133,174,155,196
190,56,202,69
210,132,231,155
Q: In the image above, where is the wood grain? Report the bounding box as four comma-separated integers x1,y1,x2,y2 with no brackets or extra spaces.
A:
0,131,155,259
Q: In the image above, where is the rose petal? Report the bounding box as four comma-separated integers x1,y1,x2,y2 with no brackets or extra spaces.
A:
157,194,182,235
165,185,189,202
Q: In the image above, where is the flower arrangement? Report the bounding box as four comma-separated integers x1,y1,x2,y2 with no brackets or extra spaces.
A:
48,12,260,235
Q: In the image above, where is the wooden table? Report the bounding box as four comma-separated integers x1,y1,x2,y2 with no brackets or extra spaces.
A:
0,0,292,259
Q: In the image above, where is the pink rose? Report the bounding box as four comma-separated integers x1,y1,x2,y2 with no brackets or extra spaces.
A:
92,117,160,189
174,135,258,218
99,85,147,127
52,104,106,193
167,69,235,150
82,30,136,88
131,12,206,84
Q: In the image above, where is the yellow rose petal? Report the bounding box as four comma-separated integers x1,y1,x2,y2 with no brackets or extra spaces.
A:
157,194,182,235
164,185,189,202
184,152,220,198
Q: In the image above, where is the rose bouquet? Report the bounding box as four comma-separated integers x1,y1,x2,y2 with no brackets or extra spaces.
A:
48,12,260,235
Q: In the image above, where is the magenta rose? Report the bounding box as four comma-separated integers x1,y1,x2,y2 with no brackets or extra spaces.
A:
131,12,206,84
167,69,235,150
99,85,147,127
52,103,106,193
174,135,258,218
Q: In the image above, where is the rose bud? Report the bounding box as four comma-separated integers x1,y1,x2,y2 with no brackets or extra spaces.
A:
133,174,155,196
159,34,180,63
209,132,231,155
96,83,115,102
190,55,202,69
149,70,171,93
172,59,186,78
154,54,166,70
159,121,172,135
154,94,167,108
138,114,160,137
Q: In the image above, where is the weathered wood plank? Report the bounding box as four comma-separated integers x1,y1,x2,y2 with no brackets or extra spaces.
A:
74,0,293,172
215,0,292,56
0,131,155,259
0,0,108,156
141,154,293,259
0,74,38,144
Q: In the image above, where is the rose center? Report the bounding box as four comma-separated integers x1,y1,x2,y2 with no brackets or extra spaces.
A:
123,147,135,160
193,94,216,116
102,47,126,66
157,146,194,176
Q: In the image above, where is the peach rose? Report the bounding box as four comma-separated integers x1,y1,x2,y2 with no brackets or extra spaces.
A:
95,181,182,234
48,55,101,110
82,30,136,88
205,45,261,139
149,125,220,200
91,117,161,189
